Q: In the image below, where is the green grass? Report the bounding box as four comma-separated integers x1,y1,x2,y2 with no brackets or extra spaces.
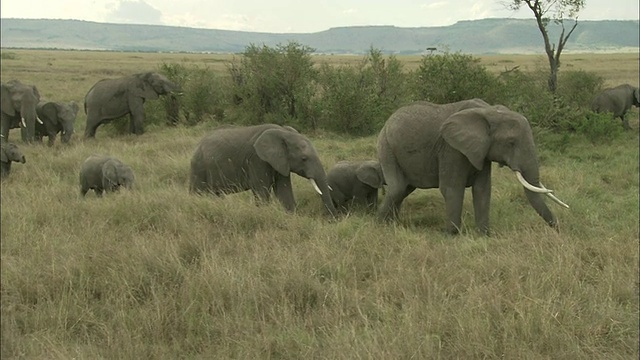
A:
1,50,638,359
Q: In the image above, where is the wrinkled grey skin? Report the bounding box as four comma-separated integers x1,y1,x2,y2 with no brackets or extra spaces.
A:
377,99,557,235
591,84,640,130
84,72,180,138
190,124,336,217
80,155,135,197
1,141,26,178
1,80,41,143
328,160,385,212
36,101,80,146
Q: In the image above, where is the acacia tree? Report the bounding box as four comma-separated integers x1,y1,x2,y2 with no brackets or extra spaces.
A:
508,0,585,93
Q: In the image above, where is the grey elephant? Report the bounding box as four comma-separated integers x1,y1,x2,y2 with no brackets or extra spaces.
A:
1,80,42,143
591,84,640,130
327,160,385,212
189,124,337,216
1,140,26,178
84,72,181,138
35,100,80,146
80,155,135,197
377,99,569,235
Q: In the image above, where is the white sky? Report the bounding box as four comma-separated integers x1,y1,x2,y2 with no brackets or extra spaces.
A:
1,0,638,33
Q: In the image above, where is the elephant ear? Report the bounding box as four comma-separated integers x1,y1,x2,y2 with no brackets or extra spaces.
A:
133,73,159,100
441,108,491,171
1,147,7,163
356,163,384,188
102,160,118,188
633,87,640,105
39,102,59,124
1,84,15,116
254,129,290,176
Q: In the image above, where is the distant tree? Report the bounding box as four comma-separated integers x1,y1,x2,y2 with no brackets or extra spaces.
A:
507,0,585,93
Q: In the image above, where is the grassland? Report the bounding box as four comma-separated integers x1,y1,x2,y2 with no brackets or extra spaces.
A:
1,49,638,359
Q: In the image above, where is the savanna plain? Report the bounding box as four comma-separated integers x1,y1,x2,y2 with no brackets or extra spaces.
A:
1,49,639,359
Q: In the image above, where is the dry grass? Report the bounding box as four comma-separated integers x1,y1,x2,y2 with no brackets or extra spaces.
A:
0,49,638,359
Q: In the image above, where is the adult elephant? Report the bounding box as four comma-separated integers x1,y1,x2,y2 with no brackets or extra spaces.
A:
36,101,80,146
84,72,180,138
591,84,640,130
327,160,385,212
377,99,568,235
1,80,42,143
190,124,336,217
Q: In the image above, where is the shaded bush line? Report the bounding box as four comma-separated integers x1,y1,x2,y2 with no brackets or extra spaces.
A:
148,41,618,141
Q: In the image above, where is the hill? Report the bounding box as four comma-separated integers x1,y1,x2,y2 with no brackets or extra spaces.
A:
0,18,638,54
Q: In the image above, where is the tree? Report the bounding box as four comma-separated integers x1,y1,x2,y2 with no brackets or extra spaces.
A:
507,0,585,93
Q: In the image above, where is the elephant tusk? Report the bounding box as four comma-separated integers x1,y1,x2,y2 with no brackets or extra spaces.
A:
36,116,43,124
515,171,553,194
309,179,323,195
545,192,570,209
21,118,26,127
540,182,570,209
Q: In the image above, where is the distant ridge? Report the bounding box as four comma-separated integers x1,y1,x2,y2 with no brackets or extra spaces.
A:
1,18,638,54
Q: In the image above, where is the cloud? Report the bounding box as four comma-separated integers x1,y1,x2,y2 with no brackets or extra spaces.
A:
106,0,163,25
421,2,447,10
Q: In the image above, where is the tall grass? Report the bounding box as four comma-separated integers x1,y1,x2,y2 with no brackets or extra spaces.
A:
1,50,638,358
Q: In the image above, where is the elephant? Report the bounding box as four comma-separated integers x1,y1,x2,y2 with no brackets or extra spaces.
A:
80,155,135,197
35,100,80,146
591,84,640,130
327,160,385,212
1,140,26,178
189,124,337,216
83,72,181,138
1,80,42,143
377,99,569,235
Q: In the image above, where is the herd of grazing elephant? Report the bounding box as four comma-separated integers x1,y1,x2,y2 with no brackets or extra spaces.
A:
1,71,638,234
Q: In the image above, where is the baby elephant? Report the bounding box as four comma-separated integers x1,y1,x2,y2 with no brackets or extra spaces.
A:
328,160,385,212
36,100,80,146
80,155,135,197
1,140,26,178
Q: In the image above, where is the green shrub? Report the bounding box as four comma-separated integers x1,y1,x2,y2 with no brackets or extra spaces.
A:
556,70,604,109
314,48,408,135
411,51,499,104
229,42,317,127
572,111,624,143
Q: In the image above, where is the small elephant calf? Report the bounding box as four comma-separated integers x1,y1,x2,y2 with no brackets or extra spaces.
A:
1,140,26,178
80,155,135,197
327,160,385,212
36,100,80,146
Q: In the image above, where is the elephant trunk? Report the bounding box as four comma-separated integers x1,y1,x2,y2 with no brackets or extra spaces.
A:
516,167,559,230
61,121,74,144
20,103,37,143
307,171,337,217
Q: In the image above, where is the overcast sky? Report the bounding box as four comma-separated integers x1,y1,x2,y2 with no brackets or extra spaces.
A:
1,0,638,33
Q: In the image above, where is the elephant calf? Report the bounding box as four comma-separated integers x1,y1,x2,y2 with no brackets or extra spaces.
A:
591,84,640,130
1,140,26,178
80,155,135,197
328,160,385,212
36,100,79,146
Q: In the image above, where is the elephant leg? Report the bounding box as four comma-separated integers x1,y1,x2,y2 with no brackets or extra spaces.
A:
47,133,56,147
273,175,295,212
471,167,492,235
84,116,99,138
251,186,271,205
0,118,10,141
440,184,466,234
620,115,631,130
129,98,145,135
378,184,414,221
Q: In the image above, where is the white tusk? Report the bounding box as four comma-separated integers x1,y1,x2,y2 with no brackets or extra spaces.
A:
515,171,553,194
21,118,26,127
545,192,570,209
540,183,570,209
309,179,323,195
62,130,66,135
36,116,43,124
328,185,333,191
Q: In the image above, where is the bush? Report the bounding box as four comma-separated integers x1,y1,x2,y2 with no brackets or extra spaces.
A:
228,42,317,127
556,70,604,109
571,111,624,143
314,48,408,135
411,51,499,104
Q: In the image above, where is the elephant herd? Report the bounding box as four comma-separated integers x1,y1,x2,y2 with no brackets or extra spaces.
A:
3,70,638,235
